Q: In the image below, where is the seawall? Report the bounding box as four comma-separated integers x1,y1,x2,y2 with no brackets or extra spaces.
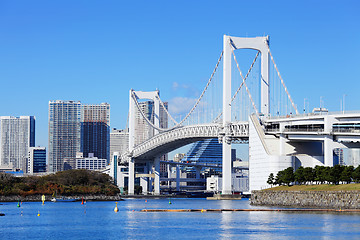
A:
251,190,360,209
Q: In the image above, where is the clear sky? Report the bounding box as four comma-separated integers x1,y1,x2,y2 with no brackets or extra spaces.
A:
0,0,359,152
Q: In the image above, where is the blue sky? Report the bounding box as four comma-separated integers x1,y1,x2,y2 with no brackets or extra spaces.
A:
0,0,359,152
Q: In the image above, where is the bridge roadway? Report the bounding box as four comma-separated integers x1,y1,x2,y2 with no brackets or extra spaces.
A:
128,122,249,160
126,112,360,162
125,112,360,161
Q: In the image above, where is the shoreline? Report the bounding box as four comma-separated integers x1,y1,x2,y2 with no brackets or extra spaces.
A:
251,190,360,209
0,194,124,202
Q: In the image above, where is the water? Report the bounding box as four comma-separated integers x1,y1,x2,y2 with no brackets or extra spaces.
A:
1,198,360,239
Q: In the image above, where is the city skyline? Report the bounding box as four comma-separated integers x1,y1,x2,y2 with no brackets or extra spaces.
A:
0,1,359,150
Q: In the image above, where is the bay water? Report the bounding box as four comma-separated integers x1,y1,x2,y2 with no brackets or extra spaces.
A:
1,198,360,239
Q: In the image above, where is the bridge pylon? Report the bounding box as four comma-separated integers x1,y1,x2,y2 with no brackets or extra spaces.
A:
128,89,161,195
222,35,270,194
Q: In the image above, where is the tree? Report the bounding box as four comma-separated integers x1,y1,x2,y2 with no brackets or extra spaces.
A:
340,166,354,184
294,166,305,185
314,165,326,184
353,166,360,183
276,167,294,186
303,167,315,184
329,165,344,184
267,173,275,186
283,167,295,186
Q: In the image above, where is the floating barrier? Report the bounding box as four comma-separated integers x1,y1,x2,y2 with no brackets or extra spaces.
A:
140,208,360,213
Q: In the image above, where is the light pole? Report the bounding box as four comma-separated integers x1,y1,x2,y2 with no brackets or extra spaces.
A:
343,94,347,114
303,98,308,114
320,96,323,112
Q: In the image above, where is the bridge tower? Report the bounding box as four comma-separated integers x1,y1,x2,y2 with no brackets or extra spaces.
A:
128,90,161,195
222,35,269,194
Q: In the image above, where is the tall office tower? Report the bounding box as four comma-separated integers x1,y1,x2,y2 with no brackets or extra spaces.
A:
110,128,129,162
48,100,81,172
81,103,110,163
28,147,46,174
0,116,35,172
134,101,168,175
134,101,168,145
135,101,168,176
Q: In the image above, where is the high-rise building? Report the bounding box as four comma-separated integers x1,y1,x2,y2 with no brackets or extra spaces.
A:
134,100,168,176
134,101,168,145
48,100,81,172
0,116,35,172
81,103,110,163
110,128,129,162
28,147,46,174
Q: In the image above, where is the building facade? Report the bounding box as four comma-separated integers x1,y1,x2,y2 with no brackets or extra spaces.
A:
134,101,168,177
28,147,46,174
48,100,81,172
76,153,107,170
110,128,129,162
134,101,168,145
0,116,35,172
81,103,110,163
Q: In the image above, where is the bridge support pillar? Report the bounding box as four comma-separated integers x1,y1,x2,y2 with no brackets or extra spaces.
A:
324,116,334,166
154,157,160,195
279,123,286,155
140,163,148,195
324,136,334,166
176,164,180,191
128,158,135,195
222,142,232,194
222,35,233,195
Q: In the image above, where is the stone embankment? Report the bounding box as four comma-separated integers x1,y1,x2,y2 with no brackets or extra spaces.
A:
0,194,123,202
251,190,360,209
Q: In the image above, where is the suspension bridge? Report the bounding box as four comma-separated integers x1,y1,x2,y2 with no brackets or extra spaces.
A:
113,35,360,195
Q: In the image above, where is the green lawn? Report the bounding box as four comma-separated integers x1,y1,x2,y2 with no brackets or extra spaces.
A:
264,184,360,191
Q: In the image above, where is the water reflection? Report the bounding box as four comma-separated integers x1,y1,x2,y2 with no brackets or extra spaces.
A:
2,200,360,239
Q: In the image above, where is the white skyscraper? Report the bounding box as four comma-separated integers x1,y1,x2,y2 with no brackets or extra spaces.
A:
48,100,81,172
0,116,35,172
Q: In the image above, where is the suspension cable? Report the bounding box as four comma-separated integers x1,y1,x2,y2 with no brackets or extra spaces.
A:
131,91,172,132
132,50,224,132
213,50,260,122
268,47,299,114
232,48,260,118
175,50,223,126
156,92,178,125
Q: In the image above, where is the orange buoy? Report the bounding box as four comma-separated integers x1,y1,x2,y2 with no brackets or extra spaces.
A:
114,202,119,212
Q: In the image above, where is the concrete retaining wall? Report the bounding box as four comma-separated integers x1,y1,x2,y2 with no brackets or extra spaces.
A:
251,190,360,209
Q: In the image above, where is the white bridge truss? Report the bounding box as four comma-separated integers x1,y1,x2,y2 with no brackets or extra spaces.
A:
127,122,249,160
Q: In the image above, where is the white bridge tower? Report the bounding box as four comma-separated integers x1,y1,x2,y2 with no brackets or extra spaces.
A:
222,35,269,194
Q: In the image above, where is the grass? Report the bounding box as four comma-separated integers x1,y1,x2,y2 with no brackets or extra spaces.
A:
264,183,360,191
